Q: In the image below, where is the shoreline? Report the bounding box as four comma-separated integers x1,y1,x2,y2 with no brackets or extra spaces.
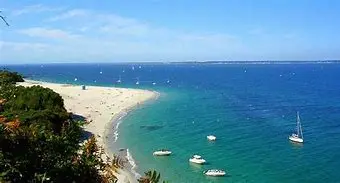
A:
103,91,159,180
19,79,159,183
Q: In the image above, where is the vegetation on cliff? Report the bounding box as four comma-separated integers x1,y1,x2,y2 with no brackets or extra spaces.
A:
0,70,115,182
0,70,167,183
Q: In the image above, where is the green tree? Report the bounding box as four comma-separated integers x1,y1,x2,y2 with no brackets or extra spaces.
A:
0,70,24,85
0,71,111,182
138,170,168,183
0,71,165,183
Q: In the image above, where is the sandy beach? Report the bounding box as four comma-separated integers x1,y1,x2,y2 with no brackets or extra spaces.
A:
19,80,158,183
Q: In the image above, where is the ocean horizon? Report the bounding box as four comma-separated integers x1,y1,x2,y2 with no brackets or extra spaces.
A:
4,63,340,183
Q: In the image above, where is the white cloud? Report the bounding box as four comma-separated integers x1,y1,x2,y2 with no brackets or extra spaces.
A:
3,8,243,63
47,9,89,21
17,27,80,39
11,4,63,16
0,41,48,51
0,41,51,63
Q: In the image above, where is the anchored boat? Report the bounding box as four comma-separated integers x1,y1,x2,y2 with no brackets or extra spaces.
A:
289,112,304,143
207,135,216,141
153,149,172,156
203,169,226,176
189,155,206,164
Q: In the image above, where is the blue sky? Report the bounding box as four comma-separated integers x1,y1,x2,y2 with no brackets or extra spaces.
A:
0,0,339,63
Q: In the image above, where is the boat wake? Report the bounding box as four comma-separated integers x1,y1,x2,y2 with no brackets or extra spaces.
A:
126,149,141,178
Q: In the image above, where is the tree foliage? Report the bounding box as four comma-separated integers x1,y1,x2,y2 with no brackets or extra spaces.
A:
0,71,114,182
0,71,166,182
0,70,24,85
138,170,168,183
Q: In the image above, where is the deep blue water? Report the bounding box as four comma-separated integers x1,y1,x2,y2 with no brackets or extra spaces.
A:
3,63,340,182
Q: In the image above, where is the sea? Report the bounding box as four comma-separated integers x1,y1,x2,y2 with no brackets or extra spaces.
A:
3,63,340,183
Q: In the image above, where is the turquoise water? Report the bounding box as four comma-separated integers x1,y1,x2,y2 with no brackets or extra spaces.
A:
5,63,340,182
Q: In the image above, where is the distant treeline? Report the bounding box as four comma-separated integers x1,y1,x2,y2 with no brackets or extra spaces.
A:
172,60,340,64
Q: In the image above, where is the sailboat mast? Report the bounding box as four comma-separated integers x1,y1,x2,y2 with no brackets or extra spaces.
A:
296,111,303,139
299,113,303,139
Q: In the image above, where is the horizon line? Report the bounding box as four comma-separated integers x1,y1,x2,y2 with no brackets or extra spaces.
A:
1,60,340,66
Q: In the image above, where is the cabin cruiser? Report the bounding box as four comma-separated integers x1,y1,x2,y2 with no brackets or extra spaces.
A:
153,149,172,156
207,135,216,141
189,155,206,164
203,169,226,176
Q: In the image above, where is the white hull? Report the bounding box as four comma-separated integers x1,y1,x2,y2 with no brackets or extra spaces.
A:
204,170,226,177
207,135,216,141
153,151,171,156
189,158,206,164
289,136,303,143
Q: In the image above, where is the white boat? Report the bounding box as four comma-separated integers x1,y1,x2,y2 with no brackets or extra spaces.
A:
289,112,304,143
153,149,172,156
116,76,122,83
207,135,216,141
152,82,156,85
136,78,140,85
189,155,206,164
203,169,226,176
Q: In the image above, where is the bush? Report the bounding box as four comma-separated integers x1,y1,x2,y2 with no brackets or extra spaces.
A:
0,71,112,182
0,70,24,85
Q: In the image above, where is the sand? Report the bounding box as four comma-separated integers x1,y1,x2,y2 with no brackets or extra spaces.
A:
19,80,158,183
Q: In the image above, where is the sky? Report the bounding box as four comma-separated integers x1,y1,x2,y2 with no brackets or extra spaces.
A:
0,0,340,64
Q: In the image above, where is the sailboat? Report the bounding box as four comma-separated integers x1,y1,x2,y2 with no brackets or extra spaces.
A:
116,76,122,83
289,112,304,143
135,78,140,85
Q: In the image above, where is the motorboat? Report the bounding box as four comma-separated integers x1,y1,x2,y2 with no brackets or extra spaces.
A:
207,135,216,141
153,149,172,156
289,112,304,143
189,155,206,164
203,169,226,176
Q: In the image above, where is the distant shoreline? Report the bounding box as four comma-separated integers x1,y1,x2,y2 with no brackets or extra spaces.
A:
19,79,159,183
2,60,340,66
